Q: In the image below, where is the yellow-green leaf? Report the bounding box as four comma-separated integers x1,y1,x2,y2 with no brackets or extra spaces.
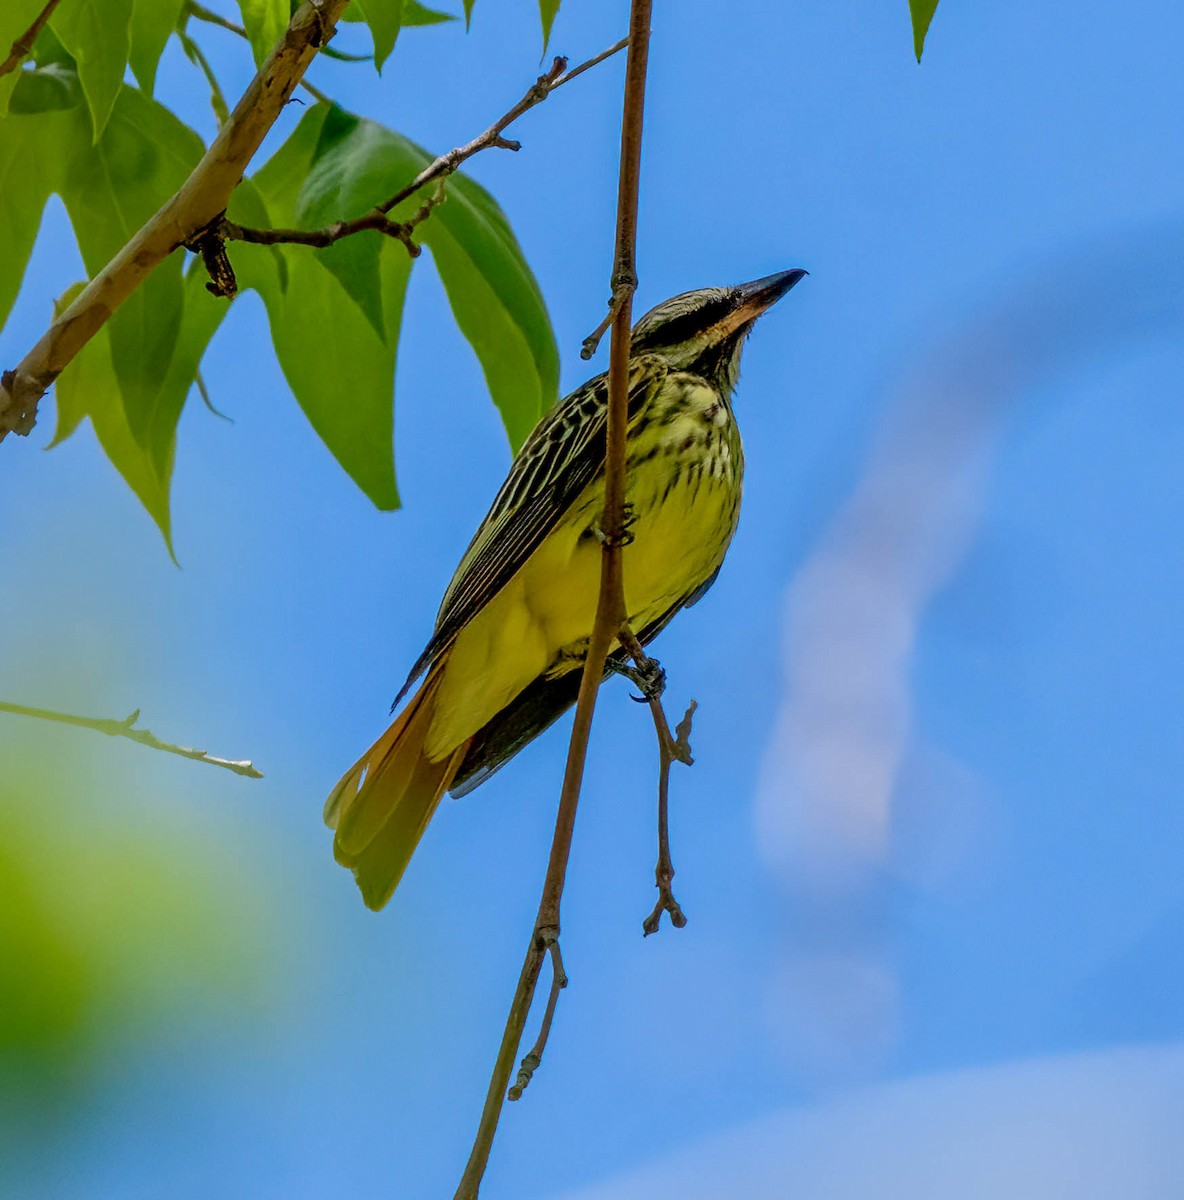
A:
129,0,186,95
237,0,287,67
50,0,134,139
539,0,559,51
0,0,47,116
59,86,205,446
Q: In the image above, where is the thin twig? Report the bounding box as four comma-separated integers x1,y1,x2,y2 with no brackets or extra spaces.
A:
0,0,350,442
223,39,629,258
451,6,652,1198
507,938,566,1101
617,631,695,934
0,700,263,778
178,25,232,126
0,0,63,80
194,369,232,421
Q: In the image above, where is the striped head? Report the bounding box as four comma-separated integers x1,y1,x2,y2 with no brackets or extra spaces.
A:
630,269,807,393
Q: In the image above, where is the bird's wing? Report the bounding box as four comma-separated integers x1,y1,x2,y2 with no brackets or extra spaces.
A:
393,354,669,706
447,576,718,799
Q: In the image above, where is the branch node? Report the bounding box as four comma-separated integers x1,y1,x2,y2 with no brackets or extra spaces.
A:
185,213,238,299
580,276,638,361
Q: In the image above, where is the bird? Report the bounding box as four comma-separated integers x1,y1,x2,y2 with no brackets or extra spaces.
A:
325,268,807,910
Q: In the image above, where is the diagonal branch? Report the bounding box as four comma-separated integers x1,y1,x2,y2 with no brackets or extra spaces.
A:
451,4,653,1197
0,700,263,777
218,39,628,260
0,0,352,443
0,0,63,81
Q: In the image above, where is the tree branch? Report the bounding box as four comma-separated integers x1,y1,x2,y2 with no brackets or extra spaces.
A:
0,0,63,81
451,4,653,1196
220,39,629,261
0,0,352,443
0,700,263,777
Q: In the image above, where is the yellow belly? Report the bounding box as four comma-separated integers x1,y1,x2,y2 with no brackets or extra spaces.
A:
425,381,741,760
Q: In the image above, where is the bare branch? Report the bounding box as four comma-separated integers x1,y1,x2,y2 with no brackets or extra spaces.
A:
616,630,694,934
0,0,63,81
452,6,653,1197
222,39,629,261
0,0,352,443
0,700,263,778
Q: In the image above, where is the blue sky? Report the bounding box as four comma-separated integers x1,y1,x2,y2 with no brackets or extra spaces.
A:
2,0,1183,1196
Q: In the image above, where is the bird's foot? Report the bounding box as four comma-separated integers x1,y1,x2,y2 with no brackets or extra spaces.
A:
591,502,637,548
611,652,666,703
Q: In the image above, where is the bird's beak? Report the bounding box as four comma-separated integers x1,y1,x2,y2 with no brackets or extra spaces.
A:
716,269,808,337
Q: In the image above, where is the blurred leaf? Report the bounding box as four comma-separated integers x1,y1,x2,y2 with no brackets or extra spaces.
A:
539,0,559,51
0,760,280,1105
50,0,134,139
463,0,475,30
294,107,558,451
909,0,940,62
353,0,401,70
237,0,287,67
129,0,185,94
59,86,205,447
0,0,46,115
7,62,84,112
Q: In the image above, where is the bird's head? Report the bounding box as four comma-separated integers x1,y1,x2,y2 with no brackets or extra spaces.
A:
629,268,807,392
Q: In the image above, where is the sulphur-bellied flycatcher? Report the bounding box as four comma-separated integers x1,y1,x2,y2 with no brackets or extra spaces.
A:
326,269,806,909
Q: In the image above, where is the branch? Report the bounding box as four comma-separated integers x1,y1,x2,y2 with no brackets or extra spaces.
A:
617,630,694,934
451,4,653,1197
0,0,62,81
0,700,263,778
0,0,352,442
221,38,629,260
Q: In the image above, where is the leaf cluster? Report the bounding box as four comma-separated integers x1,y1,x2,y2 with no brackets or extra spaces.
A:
0,0,562,550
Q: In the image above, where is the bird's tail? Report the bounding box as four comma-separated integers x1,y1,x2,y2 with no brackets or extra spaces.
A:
325,668,468,911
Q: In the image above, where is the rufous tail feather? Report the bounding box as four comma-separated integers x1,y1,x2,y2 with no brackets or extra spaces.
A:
325,668,468,911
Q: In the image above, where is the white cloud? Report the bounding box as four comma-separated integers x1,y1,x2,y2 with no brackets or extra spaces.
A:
552,1042,1184,1200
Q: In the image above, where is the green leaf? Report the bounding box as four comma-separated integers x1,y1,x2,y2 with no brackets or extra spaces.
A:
909,0,940,62
50,0,134,139
353,0,401,70
52,263,228,552
539,0,559,51
58,86,206,446
403,2,455,26
7,62,84,113
294,108,558,451
463,0,475,30
342,1,453,25
257,246,407,509
129,0,185,95
239,105,404,508
0,0,47,116
237,0,287,67
0,104,79,333
295,112,395,338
